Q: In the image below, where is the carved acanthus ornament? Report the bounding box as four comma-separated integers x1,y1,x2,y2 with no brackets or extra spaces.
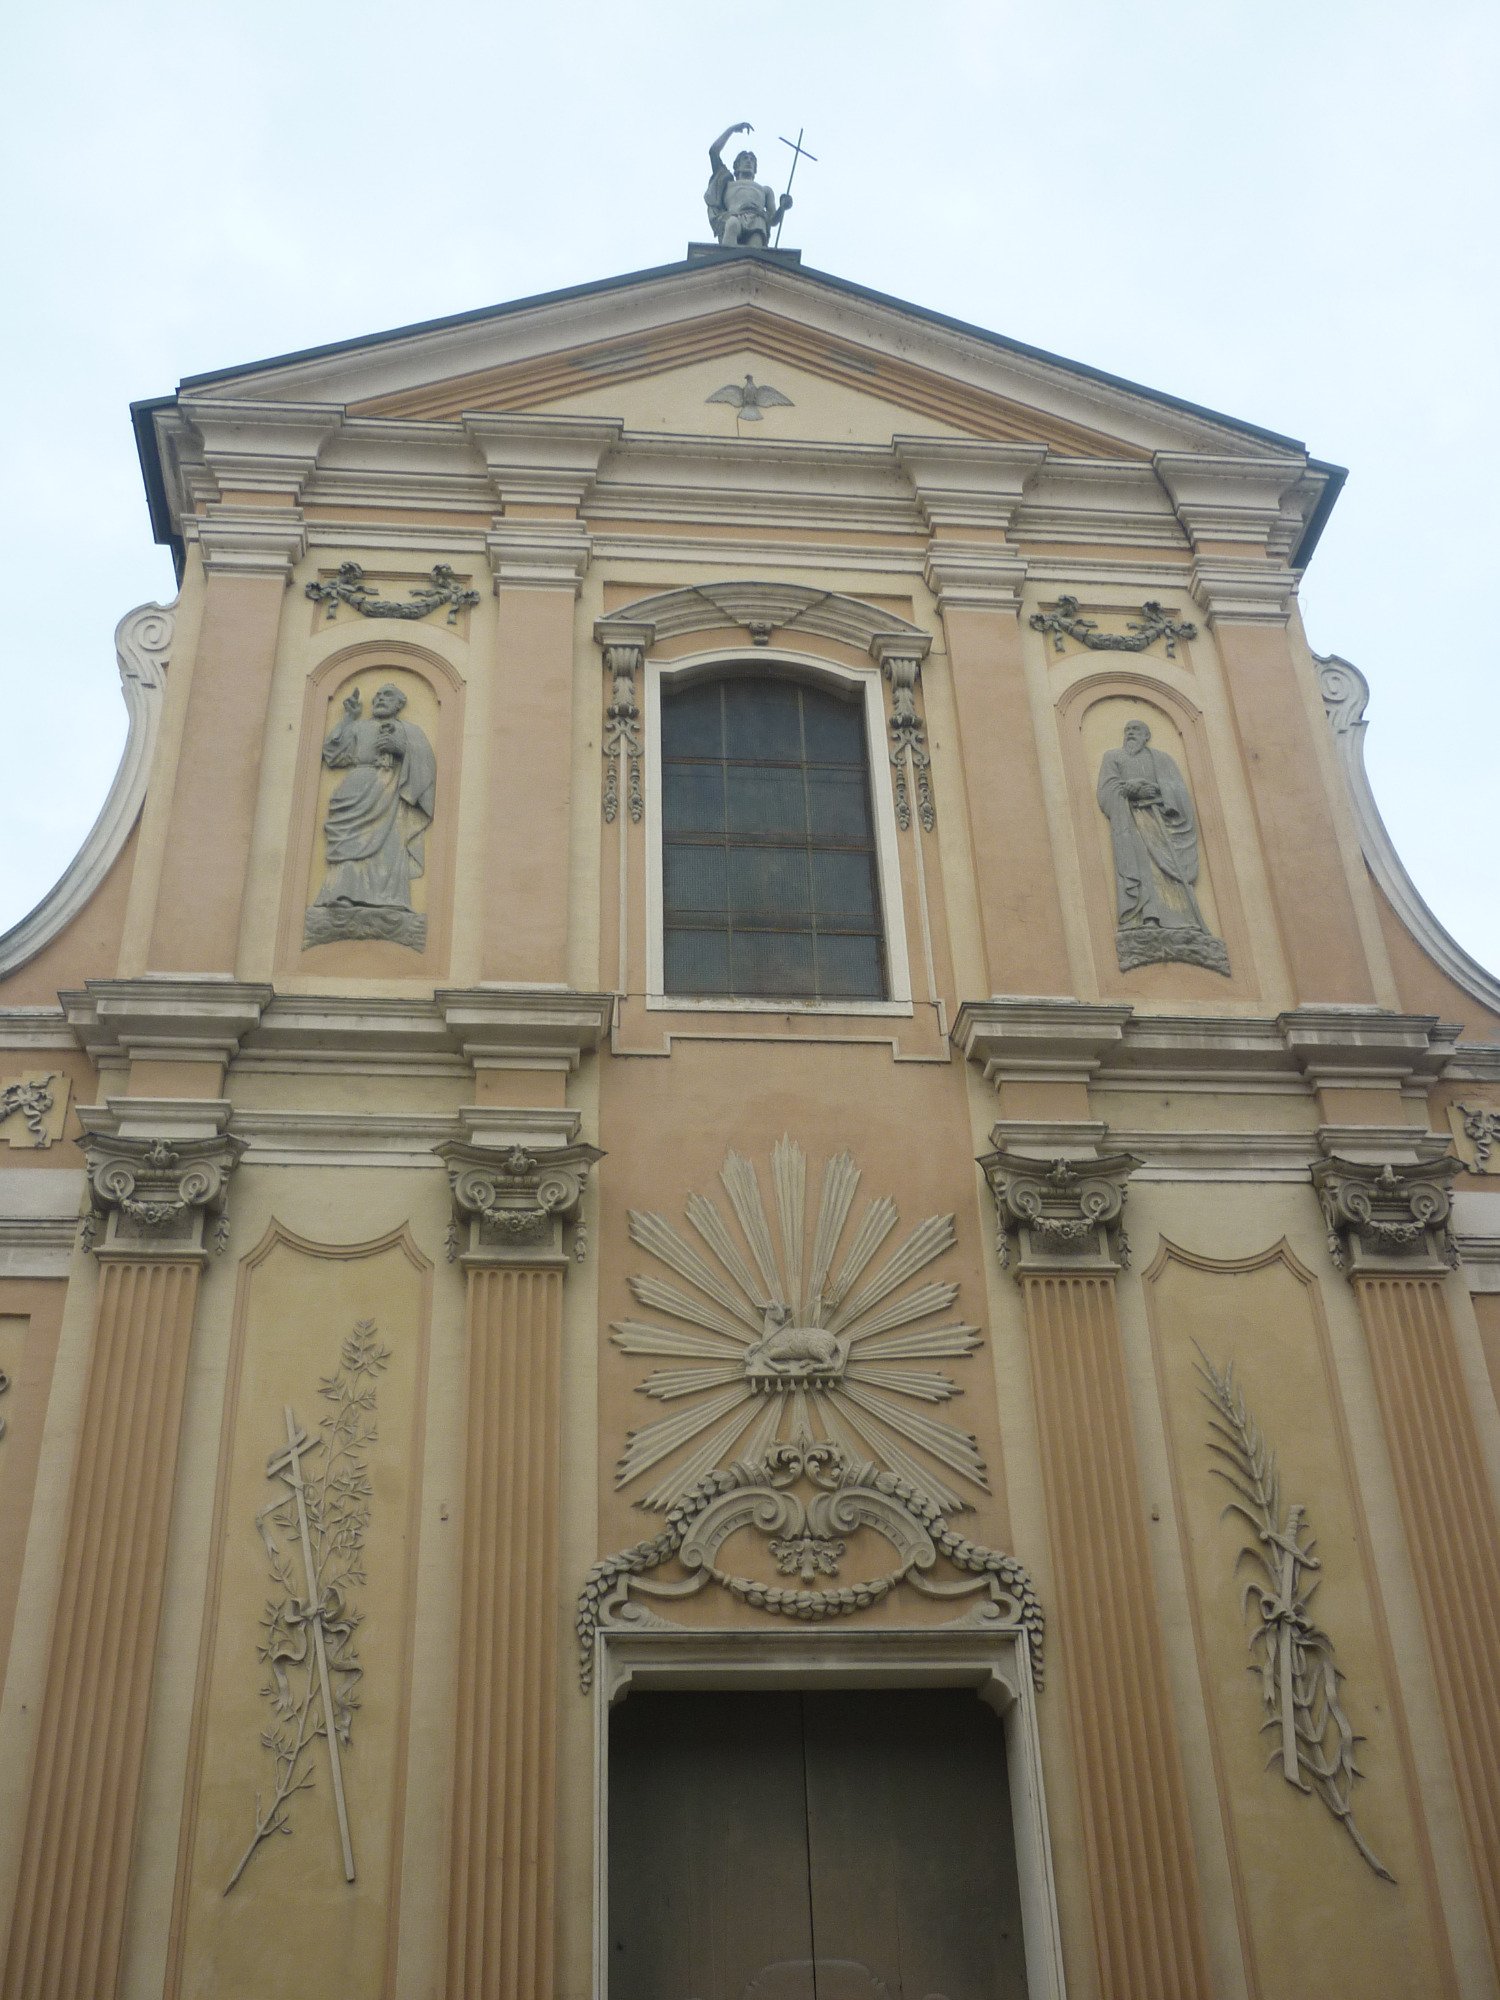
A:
577,1436,1043,1693
305,561,479,624
440,1139,603,1266
1196,1350,1394,1881
613,1139,986,1513
1311,1155,1460,1275
79,1130,246,1257
601,638,644,824
1030,595,1197,657
979,1146,1140,1274
1458,1103,1500,1171
881,652,934,833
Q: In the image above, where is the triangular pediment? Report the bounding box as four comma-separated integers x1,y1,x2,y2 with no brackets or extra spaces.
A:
348,305,1148,459
171,256,1308,466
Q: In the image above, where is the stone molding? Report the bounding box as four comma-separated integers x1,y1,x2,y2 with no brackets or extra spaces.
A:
436,986,613,1075
461,410,623,510
0,603,173,982
1318,652,1500,1021
192,511,310,579
77,1123,245,1259
62,977,274,1069
439,1133,603,1267
894,437,1044,613
953,999,1132,1087
1311,1154,1460,1276
979,1143,1140,1274
1153,451,1319,556
483,520,592,592
177,395,343,497
1187,557,1297,626
594,580,927,656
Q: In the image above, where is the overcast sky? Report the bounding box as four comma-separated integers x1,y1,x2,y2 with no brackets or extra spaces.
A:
4,0,1496,976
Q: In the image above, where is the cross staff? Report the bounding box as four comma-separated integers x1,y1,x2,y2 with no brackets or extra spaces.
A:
265,1405,357,1881
775,128,817,247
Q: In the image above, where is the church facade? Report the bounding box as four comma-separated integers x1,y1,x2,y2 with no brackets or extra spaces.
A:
1,237,1499,2000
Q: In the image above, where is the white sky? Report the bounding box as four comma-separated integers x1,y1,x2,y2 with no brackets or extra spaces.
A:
3,0,1496,976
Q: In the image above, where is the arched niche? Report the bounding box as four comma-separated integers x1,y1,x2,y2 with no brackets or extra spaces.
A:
276,639,465,980
1057,670,1259,1002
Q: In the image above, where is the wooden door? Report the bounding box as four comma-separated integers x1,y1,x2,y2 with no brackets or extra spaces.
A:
608,1687,1029,1999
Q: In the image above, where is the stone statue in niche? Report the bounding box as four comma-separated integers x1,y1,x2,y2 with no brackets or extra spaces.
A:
1096,719,1229,975
305,683,435,950
705,122,792,247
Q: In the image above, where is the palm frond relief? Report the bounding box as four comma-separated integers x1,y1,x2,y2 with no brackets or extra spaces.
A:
1195,1346,1393,1882
225,1318,390,1894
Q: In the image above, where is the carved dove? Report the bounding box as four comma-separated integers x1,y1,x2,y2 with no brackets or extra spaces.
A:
705,373,795,420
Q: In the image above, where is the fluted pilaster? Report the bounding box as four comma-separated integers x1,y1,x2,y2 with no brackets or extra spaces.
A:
1021,1271,1212,1998
1,1258,201,2000
445,1266,564,1999
1355,1275,1500,1963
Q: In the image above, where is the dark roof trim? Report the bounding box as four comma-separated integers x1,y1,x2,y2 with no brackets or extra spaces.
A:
1291,457,1347,570
168,250,1310,451
131,395,184,578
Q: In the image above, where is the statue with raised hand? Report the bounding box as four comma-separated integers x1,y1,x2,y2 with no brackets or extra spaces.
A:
705,122,791,247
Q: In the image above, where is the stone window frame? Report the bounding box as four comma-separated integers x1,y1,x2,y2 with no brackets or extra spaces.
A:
591,1624,1066,2000
643,649,914,1017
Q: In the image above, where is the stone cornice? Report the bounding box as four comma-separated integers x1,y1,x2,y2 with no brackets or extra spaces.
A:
461,411,623,510
62,979,274,1067
436,988,614,1074
1311,1153,1461,1276
177,396,344,497
953,999,1472,1095
953,1000,1133,1086
979,1143,1141,1275
1153,452,1314,554
892,437,1048,531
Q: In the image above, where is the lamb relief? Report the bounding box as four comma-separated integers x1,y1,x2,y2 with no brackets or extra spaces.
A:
1097,719,1229,975
304,682,436,950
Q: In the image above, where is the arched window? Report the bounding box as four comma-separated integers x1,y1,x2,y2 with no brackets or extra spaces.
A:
660,672,887,1001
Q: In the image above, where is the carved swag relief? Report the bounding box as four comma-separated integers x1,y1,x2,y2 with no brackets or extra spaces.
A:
304,683,436,951
1097,720,1230,975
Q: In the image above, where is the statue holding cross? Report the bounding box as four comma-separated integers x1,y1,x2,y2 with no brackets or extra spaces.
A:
704,122,804,248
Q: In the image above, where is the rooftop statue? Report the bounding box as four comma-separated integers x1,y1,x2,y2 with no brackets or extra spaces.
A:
704,122,792,248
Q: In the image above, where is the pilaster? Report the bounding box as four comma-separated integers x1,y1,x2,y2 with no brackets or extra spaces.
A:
437,1119,601,2000
1315,1153,1500,1969
462,416,620,983
1155,452,1375,1005
979,1140,1213,1999
0,1121,243,2000
894,438,1071,995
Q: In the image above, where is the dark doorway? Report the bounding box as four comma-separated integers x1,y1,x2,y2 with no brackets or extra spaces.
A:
608,1687,1029,2000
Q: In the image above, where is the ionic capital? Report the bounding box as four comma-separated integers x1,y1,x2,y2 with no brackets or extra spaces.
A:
979,1143,1140,1275
1311,1154,1460,1277
78,1125,246,1259
439,1135,603,1269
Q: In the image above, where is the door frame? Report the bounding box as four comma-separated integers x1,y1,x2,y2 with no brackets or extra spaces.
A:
594,1624,1067,2000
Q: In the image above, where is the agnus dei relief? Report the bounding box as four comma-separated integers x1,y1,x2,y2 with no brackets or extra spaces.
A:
1097,719,1230,975
304,683,436,950
611,1137,987,1513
